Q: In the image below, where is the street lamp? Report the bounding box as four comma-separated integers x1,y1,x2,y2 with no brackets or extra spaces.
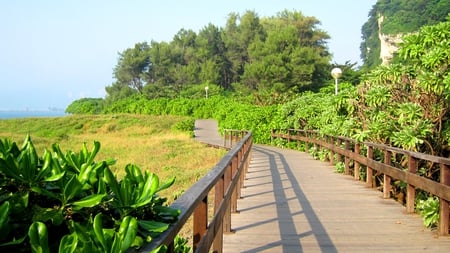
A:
205,86,209,98
331,67,342,95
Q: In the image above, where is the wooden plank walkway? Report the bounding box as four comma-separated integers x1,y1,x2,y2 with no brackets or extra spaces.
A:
194,120,450,252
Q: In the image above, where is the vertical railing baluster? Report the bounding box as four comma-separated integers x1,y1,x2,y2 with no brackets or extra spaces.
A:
223,163,232,233
213,174,225,253
440,163,450,235
383,150,392,199
193,196,208,251
406,155,417,213
336,139,342,164
329,136,335,165
366,145,374,188
231,156,238,213
344,140,350,175
354,143,361,180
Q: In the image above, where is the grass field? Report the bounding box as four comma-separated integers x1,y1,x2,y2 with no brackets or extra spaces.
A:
0,114,227,202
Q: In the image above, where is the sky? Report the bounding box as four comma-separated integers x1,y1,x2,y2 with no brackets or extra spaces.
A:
0,0,376,111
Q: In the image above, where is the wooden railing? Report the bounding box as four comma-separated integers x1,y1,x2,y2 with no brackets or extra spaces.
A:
141,131,252,252
271,129,450,235
223,129,248,148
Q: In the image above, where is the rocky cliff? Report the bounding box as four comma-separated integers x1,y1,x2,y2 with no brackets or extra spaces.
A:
377,15,403,65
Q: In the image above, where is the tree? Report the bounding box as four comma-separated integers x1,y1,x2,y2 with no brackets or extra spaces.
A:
243,10,331,95
195,23,230,88
113,42,150,93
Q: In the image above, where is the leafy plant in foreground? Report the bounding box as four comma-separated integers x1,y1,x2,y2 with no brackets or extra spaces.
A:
0,136,181,252
416,196,439,228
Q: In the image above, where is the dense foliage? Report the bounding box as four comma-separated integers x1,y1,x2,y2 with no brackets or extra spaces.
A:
0,136,183,252
105,10,332,104
65,98,104,114
360,0,450,69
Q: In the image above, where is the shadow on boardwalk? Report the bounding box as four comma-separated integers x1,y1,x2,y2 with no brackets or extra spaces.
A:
194,120,450,252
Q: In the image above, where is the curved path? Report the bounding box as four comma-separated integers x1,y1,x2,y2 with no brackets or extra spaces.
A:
194,120,450,252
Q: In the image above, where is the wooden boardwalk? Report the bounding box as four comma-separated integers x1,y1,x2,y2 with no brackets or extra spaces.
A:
194,120,450,252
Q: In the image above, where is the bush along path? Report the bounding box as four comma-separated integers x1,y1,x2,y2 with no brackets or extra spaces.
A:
0,135,187,253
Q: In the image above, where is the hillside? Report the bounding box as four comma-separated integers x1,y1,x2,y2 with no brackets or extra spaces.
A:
360,0,450,68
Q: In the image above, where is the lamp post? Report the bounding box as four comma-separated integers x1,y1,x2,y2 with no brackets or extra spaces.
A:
205,86,209,98
331,67,342,95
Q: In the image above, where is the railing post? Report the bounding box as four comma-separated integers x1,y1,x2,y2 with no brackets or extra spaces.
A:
213,174,225,253
323,135,330,162
354,143,361,180
383,150,392,199
329,136,335,165
223,130,226,147
336,139,342,164
223,164,232,233
304,131,310,153
440,163,450,235
193,196,208,251
236,149,243,200
231,156,238,213
366,145,374,188
313,131,318,154
287,129,291,145
344,140,350,175
406,155,417,213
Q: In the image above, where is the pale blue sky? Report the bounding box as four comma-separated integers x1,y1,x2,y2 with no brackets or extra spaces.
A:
0,0,376,111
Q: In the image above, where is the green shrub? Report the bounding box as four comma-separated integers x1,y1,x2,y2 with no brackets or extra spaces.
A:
0,136,181,253
416,196,439,228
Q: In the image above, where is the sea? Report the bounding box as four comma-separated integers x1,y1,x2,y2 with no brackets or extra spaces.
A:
0,110,68,119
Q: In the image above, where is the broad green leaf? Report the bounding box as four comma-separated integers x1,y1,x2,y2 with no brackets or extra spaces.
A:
103,168,122,204
125,164,144,185
0,201,10,236
0,155,22,181
138,220,169,233
110,236,122,253
36,150,53,181
78,163,94,188
157,176,176,193
118,216,138,252
154,206,181,221
67,152,81,172
71,194,106,210
86,141,101,165
43,171,65,182
19,136,39,181
93,214,108,251
28,222,50,253
59,233,78,253
120,178,132,207
63,175,83,204
134,173,158,207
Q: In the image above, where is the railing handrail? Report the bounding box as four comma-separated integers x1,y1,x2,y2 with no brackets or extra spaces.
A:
271,128,450,165
271,128,450,236
141,131,252,252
